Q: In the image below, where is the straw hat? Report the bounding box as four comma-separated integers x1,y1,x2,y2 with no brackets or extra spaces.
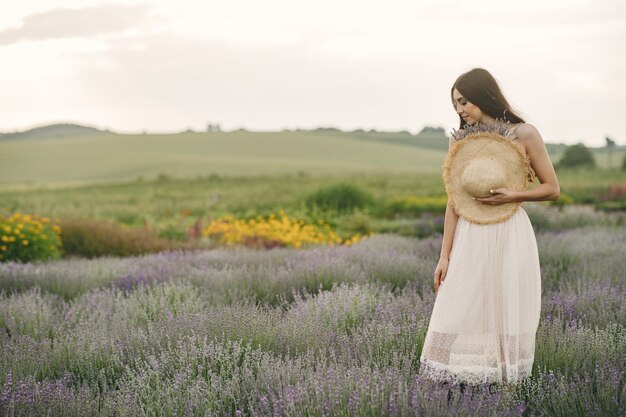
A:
443,122,536,225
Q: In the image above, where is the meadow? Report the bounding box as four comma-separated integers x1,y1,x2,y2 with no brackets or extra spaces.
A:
1,128,625,189
1,169,624,227
0,129,625,416
0,130,448,188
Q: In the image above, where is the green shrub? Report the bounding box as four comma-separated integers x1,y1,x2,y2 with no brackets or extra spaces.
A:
593,200,626,211
524,204,626,231
372,215,444,238
0,212,63,263
59,218,172,258
381,195,448,218
557,143,596,169
337,210,375,236
304,183,375,214
550,192,575,207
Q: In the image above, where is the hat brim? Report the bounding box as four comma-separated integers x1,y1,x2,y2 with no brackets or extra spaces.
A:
443,131,533,225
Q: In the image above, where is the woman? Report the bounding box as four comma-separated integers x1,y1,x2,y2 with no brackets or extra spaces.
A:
419,68,560,386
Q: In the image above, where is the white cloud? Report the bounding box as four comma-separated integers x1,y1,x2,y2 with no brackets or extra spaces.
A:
0,3,153,45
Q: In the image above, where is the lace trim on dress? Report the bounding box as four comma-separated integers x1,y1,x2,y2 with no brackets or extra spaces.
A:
419,329,538,384
419,357,534,385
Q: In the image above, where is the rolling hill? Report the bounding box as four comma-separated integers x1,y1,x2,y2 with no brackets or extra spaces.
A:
0,124,623,190
0,127,449,188
0,123,111,141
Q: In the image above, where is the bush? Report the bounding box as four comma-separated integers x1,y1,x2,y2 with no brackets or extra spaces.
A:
557,143,596,169
524,204,626,232
337,210,375,236
0,212,63,263
372,215,444,238
381,195,448,218
59,218,171,258
550,192,575,207
305,183,375,214
201,210,368,249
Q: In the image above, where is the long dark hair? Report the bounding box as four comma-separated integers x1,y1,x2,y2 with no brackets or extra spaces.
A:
451,68,525,129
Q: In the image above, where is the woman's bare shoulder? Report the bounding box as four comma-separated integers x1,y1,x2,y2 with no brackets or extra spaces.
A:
515,123,542,141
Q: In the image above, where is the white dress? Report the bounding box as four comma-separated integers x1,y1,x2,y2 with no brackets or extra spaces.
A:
419,126,542,385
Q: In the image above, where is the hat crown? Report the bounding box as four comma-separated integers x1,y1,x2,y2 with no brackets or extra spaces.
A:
443,130,531,225
461,158,507,198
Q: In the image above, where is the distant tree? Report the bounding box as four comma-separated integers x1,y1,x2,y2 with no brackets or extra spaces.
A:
207,123,222,132
314,127,342,133
418,126,446,135
557,143,596,169
622,152,626,171
605,136,616,168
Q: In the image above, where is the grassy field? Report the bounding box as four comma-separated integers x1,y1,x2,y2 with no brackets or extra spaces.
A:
1,129,624,190
1,169,624,229
1,128,625,261
0,130,449,188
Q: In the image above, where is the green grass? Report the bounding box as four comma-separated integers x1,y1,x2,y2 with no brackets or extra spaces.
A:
1,129,624,235
3,129,623,190
0,173,440,225
0,130,447,188
1,169,625,229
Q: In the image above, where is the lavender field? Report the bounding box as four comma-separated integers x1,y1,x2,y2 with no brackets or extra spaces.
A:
0,206,624,416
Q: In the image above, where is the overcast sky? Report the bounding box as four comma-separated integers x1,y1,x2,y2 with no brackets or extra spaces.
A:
1,0,624,146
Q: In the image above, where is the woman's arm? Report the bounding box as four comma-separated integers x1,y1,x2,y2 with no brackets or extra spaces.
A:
440,200,459,259
513,123,560,202
434,137,460,292
441,135,460,258
474,123,560,205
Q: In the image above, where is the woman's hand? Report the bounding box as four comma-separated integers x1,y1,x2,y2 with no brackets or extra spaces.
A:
434,257,449,293
473,188,520,205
